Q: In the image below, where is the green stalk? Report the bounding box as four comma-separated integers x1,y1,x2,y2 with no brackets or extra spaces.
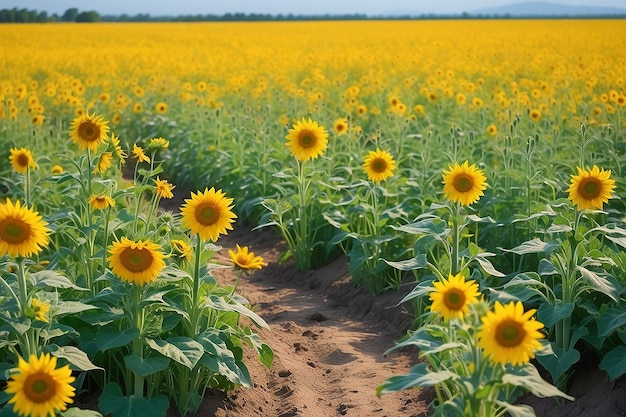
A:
132,283,145,398
189,234,203,334
451,202,461,276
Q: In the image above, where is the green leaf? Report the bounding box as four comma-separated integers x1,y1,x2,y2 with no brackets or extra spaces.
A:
396,280,433,305
473,252,505,277
96,327,139,352
576,266,619,302
596,308,626,337
55,301,98,316
599,346,626,381
502,363,574,400
124,354,170,377
383,254,428,271
145,337,204,369
500,238,559,255
98,383,169,417
29,270,88,291
203,295,269,329
537,302,574,328
535,343,580,383
257,343,274,369
60,408,104,417
494,401,536,417
49,345,103,371
376,363,457,396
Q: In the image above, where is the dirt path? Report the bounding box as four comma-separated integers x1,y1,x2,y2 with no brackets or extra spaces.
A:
191,223,431,417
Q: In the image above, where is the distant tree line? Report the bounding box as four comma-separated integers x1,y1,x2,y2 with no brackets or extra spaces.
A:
0,7,100,22
1,7,624,23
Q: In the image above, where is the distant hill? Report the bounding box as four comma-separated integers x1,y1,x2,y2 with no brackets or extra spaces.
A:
470,1,626,16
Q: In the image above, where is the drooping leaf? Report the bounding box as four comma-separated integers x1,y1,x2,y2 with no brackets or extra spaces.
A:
599,346,626,382
98,383,169,417
377,363,457,396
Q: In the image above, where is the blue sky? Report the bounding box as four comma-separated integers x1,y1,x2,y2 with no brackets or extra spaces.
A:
2,0,625,15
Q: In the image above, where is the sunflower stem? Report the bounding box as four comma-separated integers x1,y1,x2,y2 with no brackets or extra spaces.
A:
451,202,461,276
132,283,145,398
190,233,203,334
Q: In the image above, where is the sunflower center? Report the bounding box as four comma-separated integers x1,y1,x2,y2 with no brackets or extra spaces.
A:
120,247,153,273
24,373,56,403
453,174,474,192
0,218,30,244
78,121,100,142
371,158,387,173
236,254,249,265
17,154,30,167
579,178,601,199
443,289,466,310
195,203,220,226
298,131,315,148
495,319,526,347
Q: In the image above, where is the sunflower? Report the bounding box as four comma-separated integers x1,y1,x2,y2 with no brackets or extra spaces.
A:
9,148,38,174
51,165,64,175
442,161,488,206
333,118,348,136
132,144,150,163
108,237,165,285
170,239,192,262
108,133,127,165
429,273,480,321
28,298,50,323
155,102,168,114
155,177,175,199
5,353,76,417
148,137,169,151
0,199,50,258
69,113,109,152
180,188,237,242
285,118,329,161
486,124,498,136
477,301,544,366
567,165,615,210
92,152,113,174
363,148,396,183
89,194,115,210
529,109,542,122
229,244,267,270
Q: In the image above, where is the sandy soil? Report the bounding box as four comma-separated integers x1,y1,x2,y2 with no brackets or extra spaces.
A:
167,221,626,417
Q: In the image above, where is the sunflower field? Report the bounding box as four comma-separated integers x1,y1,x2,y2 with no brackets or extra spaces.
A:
1,18,626,417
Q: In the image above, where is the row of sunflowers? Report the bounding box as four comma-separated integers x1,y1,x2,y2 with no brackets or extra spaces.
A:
1,115,272,417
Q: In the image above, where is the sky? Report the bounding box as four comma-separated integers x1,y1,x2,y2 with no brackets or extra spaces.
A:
2,0,625,16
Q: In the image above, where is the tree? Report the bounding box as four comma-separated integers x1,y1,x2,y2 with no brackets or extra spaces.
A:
61,7,78,22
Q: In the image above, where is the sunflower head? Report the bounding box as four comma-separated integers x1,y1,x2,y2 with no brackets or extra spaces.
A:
180,187,237,242
92,152,113,174
442,160,488,206
567,165,615,210
10,148,38,174
148,137,169,151
107,237,165,285
132,144,150,163
228,244,268,271
155,177,175,199
70,113,109,152
108,133,127,165
24,298,51,323
363,148,396,183
5,353,76,417
170,239,192,262
0,199,50,258
285,118,329,161
89,194,115,211
51,165,64,175
429,273,480,321
477,301,544,367
333,118,349,135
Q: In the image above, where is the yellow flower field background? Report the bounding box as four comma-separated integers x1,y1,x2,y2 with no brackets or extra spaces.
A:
1,19,626,417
